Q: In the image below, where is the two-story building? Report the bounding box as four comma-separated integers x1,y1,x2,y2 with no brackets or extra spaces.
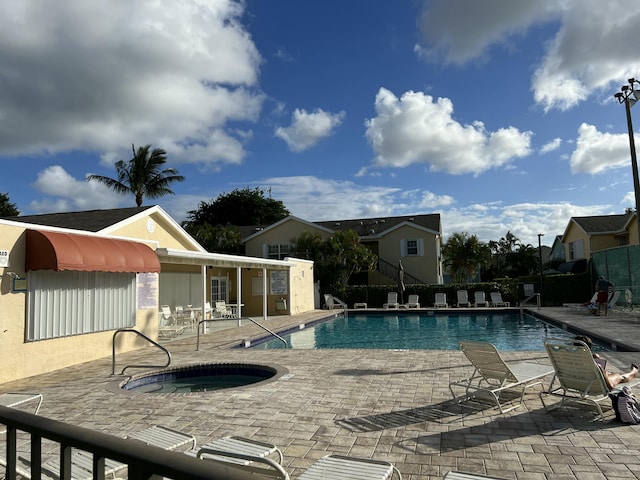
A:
243,214,443,286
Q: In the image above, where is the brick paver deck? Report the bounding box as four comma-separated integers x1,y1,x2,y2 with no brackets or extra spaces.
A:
2,307,640,479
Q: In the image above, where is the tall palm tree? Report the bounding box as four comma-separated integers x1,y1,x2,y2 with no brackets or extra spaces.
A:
87,144,184,206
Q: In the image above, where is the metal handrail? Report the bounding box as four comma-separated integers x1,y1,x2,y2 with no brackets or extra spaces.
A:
111,328,171,376
244,317,288,347
195,317,287,351
0,406,258,480
519,293,541,320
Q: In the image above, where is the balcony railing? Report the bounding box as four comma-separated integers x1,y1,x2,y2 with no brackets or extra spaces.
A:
1,405,257,480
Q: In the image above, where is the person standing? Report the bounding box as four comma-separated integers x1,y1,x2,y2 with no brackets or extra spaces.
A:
594,275,613,316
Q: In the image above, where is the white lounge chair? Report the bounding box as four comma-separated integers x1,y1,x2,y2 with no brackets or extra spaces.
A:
403,294,420,308
434,293,448,308
445,471,508,480
158,305,186,338
186,435,283,467
450,340,554,413
16,425,196,480
195,450,402,480
489,292,510,307
562,293,597,309
324,294,347,310
473,291,489,307
540,337,638,420
383,292,399,309
456,290,471,307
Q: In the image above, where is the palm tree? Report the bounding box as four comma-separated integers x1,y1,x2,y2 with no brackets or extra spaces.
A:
87,144,184,206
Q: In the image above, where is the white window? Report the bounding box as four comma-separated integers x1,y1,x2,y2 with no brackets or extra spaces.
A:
401,238,424,257
267,244,290,260
211,276,229,303
568,239,584,260
28,270,135,341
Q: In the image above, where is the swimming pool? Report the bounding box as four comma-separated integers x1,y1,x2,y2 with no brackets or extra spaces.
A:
250,312,593,351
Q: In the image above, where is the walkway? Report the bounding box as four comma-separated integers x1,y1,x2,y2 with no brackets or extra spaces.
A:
2,307,640,479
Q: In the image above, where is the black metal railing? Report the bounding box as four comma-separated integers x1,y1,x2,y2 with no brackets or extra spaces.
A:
0,406,259,480
377,258,426,285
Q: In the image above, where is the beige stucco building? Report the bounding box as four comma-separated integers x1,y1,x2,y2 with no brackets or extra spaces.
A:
243,214,443,286
561,211,639,261
0,206,314,384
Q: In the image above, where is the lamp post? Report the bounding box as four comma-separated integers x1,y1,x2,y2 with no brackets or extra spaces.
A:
537,233,544,305
615,78,640,243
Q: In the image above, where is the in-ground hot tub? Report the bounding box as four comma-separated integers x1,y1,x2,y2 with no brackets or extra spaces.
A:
120,362,285,393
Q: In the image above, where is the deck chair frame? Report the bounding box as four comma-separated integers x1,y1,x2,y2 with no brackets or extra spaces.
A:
473,291,489,307
434,293,448,308
539,338,636,420
456,290,471,308
383,292,399,309
450,341,554,413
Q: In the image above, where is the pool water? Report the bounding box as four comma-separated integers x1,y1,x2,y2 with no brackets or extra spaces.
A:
121,363,278,393
251,312,590,351
129,374,267,393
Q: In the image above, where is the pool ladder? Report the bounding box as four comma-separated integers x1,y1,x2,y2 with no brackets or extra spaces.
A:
111,328,171,375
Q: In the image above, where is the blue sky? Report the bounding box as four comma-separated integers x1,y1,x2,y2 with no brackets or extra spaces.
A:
2,0,640,246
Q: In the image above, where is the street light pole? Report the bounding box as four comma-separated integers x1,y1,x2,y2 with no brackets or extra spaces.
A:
538,233,544,305
615,78,640,244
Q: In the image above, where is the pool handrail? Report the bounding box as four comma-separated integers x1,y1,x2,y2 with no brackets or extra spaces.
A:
196,317,287,350
112,328,171,375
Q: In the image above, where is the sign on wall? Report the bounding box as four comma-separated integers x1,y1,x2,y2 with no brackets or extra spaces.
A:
0,250,9,267
137,272,159,309
270,271,288,295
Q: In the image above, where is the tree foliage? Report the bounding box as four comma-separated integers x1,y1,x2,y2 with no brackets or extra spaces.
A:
87,144,184,206
185,187,290,227
0,192,19,216
485,231,539,279
186,223,243,254
442,232,490,283
290,230,377,291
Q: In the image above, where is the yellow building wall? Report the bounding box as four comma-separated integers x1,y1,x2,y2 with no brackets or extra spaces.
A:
288,258,315,314
107,211,200,251
244,219,331,257
0,223,159,384
563,223,590,260
376,225,440,284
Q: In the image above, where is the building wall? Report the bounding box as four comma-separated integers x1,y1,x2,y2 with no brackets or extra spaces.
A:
376,225,441,284
244,219,331,258
563,223,590,261
0,223,158,384
107,211,200,251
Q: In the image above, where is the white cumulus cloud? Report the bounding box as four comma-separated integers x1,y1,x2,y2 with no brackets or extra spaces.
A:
274,108,346,152
0,0,263,168
364,88,532,174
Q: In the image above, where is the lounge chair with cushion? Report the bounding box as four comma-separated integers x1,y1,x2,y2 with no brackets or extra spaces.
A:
489,292,510,307
324,294,347,310
403,294,420,308
540,337,638,419
434,293,448,308
473,291,489,307
456,290,471,307
382,292,399,309
450,340,554,413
